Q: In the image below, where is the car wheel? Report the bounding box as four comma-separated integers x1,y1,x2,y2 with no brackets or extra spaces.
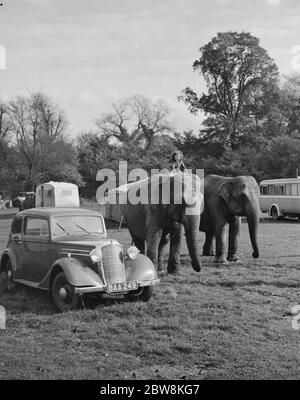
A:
125,286,153,302
5,258,16,292
139,286,153,302
52,272,79,312
271,207,279,221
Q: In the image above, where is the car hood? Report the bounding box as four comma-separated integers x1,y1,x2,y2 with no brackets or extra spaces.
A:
53,235,120,248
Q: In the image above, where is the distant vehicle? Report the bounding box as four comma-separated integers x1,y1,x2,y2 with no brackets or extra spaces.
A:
19,192,36,211
259,177,300,220
12,192,29,209
0,208,159,312
0,190,12,209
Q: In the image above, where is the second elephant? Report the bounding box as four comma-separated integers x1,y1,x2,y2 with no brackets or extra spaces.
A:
200,174,260,264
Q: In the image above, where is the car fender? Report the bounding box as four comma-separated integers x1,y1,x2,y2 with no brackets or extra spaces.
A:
125,254,157,282
0,249,18,274
38,257,104,290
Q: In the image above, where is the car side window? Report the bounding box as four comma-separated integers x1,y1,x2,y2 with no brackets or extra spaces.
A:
25,217,50,237
11,218,22,235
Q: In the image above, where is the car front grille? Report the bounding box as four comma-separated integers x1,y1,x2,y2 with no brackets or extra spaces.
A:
101,243,126,284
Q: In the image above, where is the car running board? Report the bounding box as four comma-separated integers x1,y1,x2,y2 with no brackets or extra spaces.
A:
14,279,46,290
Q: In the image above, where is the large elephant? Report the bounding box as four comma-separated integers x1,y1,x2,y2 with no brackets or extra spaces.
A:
200,175,260,264
121,173,203,274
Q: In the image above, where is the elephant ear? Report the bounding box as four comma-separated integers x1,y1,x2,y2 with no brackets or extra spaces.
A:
218,181,232,205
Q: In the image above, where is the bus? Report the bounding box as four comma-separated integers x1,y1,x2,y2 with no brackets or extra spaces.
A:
259,177,300,220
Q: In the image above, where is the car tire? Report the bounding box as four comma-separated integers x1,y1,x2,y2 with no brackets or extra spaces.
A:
271,207,279,221
5,258,16,292
52,272,79,312
139,286,153,302
125,286,153,302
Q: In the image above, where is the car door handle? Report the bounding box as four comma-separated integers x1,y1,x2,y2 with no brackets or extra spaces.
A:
12,236,22,244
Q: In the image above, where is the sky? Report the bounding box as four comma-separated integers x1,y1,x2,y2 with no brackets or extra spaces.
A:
0,0,300,136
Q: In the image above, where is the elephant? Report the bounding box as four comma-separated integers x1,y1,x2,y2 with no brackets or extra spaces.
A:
200,175,260,264
121,173,203,274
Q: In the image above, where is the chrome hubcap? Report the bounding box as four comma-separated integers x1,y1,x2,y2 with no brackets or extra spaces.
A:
58,287,68,300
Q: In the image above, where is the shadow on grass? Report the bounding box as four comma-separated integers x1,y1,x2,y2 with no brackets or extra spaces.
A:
202,279,300,289
0,283,148,315
0,285,56,314
259,217,300,224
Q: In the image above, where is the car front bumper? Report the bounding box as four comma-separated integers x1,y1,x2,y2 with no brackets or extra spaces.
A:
74,279,160,295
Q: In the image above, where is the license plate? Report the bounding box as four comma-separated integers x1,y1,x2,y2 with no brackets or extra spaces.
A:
106,281,139,293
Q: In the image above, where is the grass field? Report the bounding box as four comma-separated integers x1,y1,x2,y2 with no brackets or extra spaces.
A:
0,215,299,380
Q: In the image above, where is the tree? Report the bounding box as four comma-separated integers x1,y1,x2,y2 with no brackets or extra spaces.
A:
6,92,82,189
96,95,173,149
128,95,172,148
0,102,9,162
0,102,10,140
280,73,300,136
0,102,13,190
77,95,177,198
180,32,279,149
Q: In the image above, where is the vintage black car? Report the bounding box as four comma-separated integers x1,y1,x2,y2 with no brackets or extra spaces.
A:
0,208,159,311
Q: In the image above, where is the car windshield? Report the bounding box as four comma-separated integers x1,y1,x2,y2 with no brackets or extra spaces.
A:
52,215,105,236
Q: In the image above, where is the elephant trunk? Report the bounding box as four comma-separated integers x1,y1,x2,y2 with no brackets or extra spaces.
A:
245,202,260,259
184,217,202,272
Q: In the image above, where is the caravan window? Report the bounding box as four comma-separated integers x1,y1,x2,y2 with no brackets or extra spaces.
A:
60,189,73,196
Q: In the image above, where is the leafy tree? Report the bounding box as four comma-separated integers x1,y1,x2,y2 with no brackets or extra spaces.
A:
6,92,82,190
280,73,300,136
180,32,279,149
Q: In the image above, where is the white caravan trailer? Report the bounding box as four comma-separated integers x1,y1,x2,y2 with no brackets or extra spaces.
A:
35,182,80,208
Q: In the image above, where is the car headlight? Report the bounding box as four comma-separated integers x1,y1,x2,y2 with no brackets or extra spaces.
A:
90,247,102,263
127,246,140,260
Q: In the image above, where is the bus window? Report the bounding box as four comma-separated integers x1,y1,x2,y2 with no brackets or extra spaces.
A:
298,184,300,195
286,184,292,196
268,185,275,195
260,186,268,195
275,185,285,195
292,184,298,196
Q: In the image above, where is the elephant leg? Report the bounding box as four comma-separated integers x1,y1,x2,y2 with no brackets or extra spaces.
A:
158,232,169,271
214,223,228,265
203,233,215,256
167,222,183,274
146,229,162,270
130,233,146,254
227,217,240,262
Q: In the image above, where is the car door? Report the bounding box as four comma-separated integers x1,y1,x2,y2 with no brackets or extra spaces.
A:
21,216,54,282
8,216,24,279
